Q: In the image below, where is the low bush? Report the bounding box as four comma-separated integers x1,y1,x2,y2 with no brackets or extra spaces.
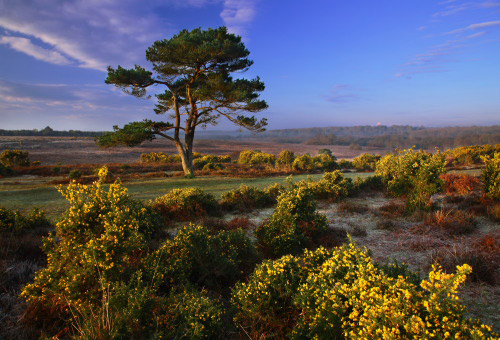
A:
376,148,446,210
202,162,225,171
444,144,500,166
140,151,181,163
68,169,82,180
353,174,385,193
148,224,259,292
264,182,286,202
21,167,162,337
0,162,12,176
312,153,338,171
308,170,353,201
220,185,273,212
338,159,354,169
153,187,219,221
254,186,331,258
337,201,369,214
276,149,295,169
441,173,481,196
0,149,30,167
233,242,498,339
0,207,51,234
194,154,231,169
377,199,407,217
481,153,500,200
201,216,254,233
238,150,276,166
292,153,316,171
352,153,381,171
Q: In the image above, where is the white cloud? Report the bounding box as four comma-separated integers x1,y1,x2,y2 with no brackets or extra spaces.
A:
220,0,258,36
0,36,71,65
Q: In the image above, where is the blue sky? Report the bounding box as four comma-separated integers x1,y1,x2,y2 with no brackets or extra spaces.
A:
0,0,499,130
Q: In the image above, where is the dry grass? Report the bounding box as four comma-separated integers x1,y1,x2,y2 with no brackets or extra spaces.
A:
440,173,481,196
337,202,369,215
424,209,477,235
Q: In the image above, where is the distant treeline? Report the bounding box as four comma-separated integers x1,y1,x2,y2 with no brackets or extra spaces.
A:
1,125,499,149
0,126,106,137
269,125,500,149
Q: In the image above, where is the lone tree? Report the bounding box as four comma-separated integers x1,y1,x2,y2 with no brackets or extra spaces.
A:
98,27,268,176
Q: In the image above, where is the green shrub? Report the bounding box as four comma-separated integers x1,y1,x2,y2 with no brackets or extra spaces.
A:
318,148,333,156
292,154,316,171
338,159,354,169
308,170,353,201
147,224,259,292
313,153,338,171
444,144,500,166
481,153,500,200
376,149,446,210
238,150,276,166
276,150,296,169
220,185,273,211
22,167,161,313
68,169,82,180
232,242,498,340
0,149,30,167
153,187,219,221
202,162,225,171
232,247,335,339
265,183,286,202
0,162,12,176
353,175,385,193
0,207,51,234
255,186,329,258
140,151,181,163
194,154,231,169
352,153,381,171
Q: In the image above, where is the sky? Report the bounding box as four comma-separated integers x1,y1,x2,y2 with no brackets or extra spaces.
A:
0,0,499,131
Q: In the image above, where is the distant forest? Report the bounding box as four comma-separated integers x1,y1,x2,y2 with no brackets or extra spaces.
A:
1,125,499,149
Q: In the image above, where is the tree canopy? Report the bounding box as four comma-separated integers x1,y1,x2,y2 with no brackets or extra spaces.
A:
99,27,268,175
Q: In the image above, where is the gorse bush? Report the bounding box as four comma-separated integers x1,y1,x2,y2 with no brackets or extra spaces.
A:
481,153,500,200
153,187,219,221
0,206,51,234
264,182,286,202
147,224,259,293
276,149,295,169
313,153,338,171
444,144,500,166
353,174,385,193
194,154,231,169
238,149,276,166
338,159,354,169
220,185,273,211
68,169,82,180
0,162,12,176
376,148,446,210
232,242,498,340
352,153,381,171
22,167,162,329
140,151,182,163
292,153,316,171
0,149,30,167
255,186,329,258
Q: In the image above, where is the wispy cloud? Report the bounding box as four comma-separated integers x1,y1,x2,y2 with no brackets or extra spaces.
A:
324,84,359,103
0,36,71,65
220,0,258,36
0,0,260,70
397,0,500,79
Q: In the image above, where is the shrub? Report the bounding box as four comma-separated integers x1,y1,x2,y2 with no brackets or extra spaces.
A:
238,150,276,166
337,201,369,214
153,187,219,221
220,185,273,212
292,154,316,171
231,247,335,339
264,182,286,202
233,242,498,340
148,224,259,292
481,153,500,200
308,170,353,201
441,173,481,196
318,148,333,156
276,149,295,169
254,186,330,258
202,162,225,171
194,154,231,169
0,207,51,234
376,148,446,210
0,149,30,167
68,169,82,180
312,153,338,171
22,167,162,322
338,159,354,169
352,153,381,171
353,175,385,193
444,144,500,166
140,151,181,163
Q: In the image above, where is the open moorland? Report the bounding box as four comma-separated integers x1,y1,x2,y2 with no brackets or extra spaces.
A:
1,140,499,339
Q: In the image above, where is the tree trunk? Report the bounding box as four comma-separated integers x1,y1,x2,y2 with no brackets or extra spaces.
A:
176,142,195,177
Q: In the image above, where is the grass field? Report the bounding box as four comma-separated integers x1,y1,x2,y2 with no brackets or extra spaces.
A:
0,172,373,219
